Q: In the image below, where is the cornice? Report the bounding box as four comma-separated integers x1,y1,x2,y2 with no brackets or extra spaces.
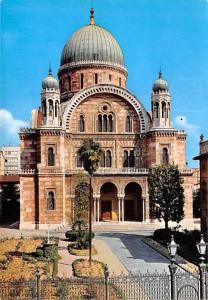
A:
58,60,127,76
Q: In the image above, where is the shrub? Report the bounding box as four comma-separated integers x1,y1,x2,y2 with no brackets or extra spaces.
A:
43,244,58,259
36,248,44,257
153,229,172,244
53,256,58,277
22,254,36,263
65,231,79,242
0,258,9,269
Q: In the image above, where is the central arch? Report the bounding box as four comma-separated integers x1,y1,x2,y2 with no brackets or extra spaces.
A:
100,182,118,221
124,182,143,221
62,84,149,133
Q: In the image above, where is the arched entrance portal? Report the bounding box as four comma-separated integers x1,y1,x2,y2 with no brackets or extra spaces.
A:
124,183,143,221
100,182,118,221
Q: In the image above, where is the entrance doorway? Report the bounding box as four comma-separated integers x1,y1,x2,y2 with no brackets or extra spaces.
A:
124,200,134,220
101,201,112,221
124,182,143,221
100,182,118,221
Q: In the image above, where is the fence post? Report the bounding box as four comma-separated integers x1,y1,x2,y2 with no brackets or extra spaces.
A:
36,268,41,300
104,264,109,300
169,262,177,300
199,262,206,300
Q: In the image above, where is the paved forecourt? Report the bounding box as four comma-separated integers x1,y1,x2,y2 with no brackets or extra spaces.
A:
96,231,170,274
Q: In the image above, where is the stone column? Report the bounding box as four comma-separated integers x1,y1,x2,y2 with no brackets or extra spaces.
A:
142,198,145,222
97,197,100,223
122,197,125,222
93,198,97,222
118,197,121,222
144,194,150,222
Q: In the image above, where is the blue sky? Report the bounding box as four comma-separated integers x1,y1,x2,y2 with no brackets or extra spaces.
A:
1,0,208,167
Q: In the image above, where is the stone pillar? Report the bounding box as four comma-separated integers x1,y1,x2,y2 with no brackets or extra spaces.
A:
118,195,124,222
122,198,125,222
144,194,150,222
97,197,100,223
118,197,121,222
142,198,145,222
93,198,96,222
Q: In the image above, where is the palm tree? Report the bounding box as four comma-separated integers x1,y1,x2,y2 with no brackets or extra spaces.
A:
78,139,103,265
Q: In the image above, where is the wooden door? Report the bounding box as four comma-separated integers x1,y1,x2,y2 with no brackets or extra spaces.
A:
101,201,112,221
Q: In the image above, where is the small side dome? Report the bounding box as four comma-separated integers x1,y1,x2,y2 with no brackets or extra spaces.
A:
153,71,169,92
42,67,59,90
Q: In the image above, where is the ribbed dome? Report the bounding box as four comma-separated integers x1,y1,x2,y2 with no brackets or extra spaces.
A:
60,9,125,70
42,67,59,90
153,71,169,92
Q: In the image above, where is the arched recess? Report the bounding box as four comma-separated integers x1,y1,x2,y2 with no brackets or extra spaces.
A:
100,182,118,221
62,84,149,133
124,182,143,221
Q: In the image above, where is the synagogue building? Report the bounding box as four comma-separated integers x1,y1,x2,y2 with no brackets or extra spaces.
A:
19,9,195,229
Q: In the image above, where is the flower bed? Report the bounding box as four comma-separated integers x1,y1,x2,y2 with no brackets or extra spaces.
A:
0,238,55,280
72,258,105,278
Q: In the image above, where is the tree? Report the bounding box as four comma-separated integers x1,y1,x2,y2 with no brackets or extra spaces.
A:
148,164,184,229
78,139,103,264
73,173,90,224
193,189,200,218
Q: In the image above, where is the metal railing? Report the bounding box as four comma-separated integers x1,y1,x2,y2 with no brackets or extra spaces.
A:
0,268,205,300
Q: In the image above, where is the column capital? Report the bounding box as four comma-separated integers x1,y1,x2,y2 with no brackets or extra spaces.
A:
118,194,125,199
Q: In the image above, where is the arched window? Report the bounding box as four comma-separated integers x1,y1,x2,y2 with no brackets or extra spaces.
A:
79,115,85,132
68,76,71,91
48,147,55,166
98,114,102,132
108,115,113,132
105,150,112,167
123,150,128,168
154,102,159,118
77,152,83,167
129,150,135,167
80,73,84,89
94,73,98,84
162,102,166,118
49,100,53,117
42,99,46,117
47,191,55,210
103,115,107,132
55,101,59,117
162,147,169,165
100,151,105,167
125,116,132,132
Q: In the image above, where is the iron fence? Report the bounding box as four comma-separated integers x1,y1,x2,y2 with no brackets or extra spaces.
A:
0,269,206,300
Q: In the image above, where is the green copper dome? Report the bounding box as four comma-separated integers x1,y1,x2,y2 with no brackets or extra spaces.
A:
153,71,169,92
60,9,125,71
42,67,59,90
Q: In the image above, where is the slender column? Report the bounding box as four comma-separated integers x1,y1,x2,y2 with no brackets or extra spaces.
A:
97,197,100,223
93,197,96,222
142,198,145,222
118,197,121,222
122,198,124,222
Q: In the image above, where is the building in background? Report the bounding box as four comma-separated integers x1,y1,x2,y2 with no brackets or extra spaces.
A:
194,135,208,237
0,146,20,175
19,9,197,229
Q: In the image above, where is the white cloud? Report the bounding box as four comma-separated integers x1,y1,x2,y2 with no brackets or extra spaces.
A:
0,109,28,138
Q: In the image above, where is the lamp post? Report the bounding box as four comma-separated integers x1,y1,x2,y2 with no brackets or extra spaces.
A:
168,235,178,300
196,234,207,300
